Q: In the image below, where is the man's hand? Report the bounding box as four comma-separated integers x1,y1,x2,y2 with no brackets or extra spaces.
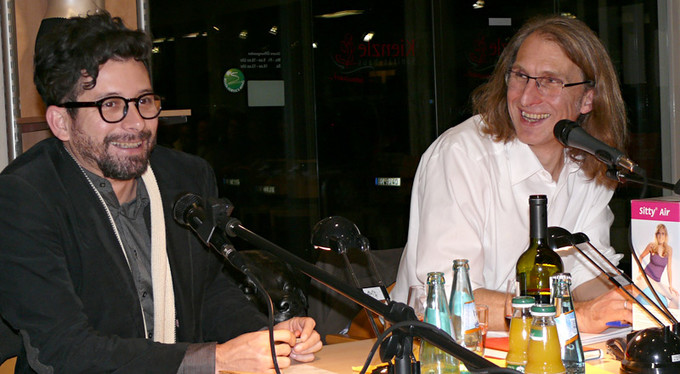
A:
274,317,322,362
214,317,322,374
575,288,632,333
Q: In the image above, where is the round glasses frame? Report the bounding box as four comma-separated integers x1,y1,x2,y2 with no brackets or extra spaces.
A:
57,93,162,124
505,70,594,97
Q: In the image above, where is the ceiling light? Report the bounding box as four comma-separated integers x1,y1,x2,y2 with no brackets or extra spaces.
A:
473,0,485,9
363,32,374,42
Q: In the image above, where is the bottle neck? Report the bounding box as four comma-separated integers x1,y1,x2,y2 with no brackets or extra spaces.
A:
551,281,574,312
427,276,448,305
533,315,556,326
452,265,472,291
529,199,548,241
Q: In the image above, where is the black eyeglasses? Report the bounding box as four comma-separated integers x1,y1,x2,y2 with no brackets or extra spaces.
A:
506,70,594,97
57,93,162,123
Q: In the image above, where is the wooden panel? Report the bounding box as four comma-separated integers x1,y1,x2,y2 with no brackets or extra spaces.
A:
15,0,139,119
22,130,53,152
107,0,138,30
15,0,48,118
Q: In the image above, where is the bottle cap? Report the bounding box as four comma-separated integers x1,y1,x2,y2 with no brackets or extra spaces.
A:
426,272,445,284
530,304,556,316
452,259,470,269
511,296,535,307
529,195,548,204
550,273,573,282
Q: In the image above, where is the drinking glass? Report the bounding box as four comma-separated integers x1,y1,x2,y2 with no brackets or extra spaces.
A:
476,304,489,355
504,279,519,330
407,285,427,321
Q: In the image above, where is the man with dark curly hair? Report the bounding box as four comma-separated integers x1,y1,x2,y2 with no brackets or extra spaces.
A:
0,12,320,373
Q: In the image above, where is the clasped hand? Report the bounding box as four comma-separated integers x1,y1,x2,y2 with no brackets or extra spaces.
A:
215,317,322,374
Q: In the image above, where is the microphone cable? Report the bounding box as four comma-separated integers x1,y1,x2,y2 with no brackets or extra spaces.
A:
217,228,282,374
207,236,282,374
237,265,283,374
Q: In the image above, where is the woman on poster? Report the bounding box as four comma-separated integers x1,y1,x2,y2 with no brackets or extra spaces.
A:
638,224,679,308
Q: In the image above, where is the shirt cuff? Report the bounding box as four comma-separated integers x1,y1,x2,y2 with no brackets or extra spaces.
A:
177,342,216,374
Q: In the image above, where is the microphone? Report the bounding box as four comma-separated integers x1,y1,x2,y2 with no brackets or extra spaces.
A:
173,193,249,274
553,119,642,175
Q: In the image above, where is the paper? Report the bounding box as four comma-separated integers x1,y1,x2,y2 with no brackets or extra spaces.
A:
580,327,631,346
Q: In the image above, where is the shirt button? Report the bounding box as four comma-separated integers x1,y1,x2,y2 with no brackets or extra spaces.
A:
142,291,148,298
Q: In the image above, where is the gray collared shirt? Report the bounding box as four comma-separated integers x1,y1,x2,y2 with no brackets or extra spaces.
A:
84,169,155,339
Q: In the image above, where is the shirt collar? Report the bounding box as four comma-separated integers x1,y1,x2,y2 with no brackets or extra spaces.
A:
82,169,149,217
504,139,580,185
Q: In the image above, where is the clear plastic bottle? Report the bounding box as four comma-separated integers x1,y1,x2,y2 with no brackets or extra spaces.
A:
448,259,481,354
550,273,585,374
420,272,460,374
525,304,566,374
506,296,535,373
516,195,564,304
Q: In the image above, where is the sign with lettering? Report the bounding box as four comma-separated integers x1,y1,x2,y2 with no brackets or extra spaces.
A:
631,196,680,330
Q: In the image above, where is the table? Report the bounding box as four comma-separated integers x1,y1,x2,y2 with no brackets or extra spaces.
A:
284,339,622,373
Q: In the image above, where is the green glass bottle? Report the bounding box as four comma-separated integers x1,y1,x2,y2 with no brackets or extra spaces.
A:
550,273,585,374
449,259,481,354
419,272,460,374
516,195,563,304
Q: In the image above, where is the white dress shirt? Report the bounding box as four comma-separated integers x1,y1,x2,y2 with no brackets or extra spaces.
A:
391,115,622,302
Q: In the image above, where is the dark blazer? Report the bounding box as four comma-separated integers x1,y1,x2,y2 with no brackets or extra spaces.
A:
0,138,267,373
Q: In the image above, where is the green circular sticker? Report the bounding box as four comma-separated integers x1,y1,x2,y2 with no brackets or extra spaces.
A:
224,68,245,93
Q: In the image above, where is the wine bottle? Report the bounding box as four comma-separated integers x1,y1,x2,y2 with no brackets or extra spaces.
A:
516,195,564,304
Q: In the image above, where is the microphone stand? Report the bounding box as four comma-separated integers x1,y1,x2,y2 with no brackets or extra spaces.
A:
173,195,284,374
606,168,680,195
548,227,680,373
549,228,674,326
222,217,511,374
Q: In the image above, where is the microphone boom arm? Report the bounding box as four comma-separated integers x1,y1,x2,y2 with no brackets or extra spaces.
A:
223,217,502,372
553,228,676,326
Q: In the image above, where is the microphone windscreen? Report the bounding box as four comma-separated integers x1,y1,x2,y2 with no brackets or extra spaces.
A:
173,193,203,225
553,119,578,146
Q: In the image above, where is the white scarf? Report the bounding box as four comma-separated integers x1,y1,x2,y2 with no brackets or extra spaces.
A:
141,167,176,344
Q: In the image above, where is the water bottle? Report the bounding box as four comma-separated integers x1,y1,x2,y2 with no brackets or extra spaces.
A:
420,272,460,374
550,273,585,374
449,259,481,354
